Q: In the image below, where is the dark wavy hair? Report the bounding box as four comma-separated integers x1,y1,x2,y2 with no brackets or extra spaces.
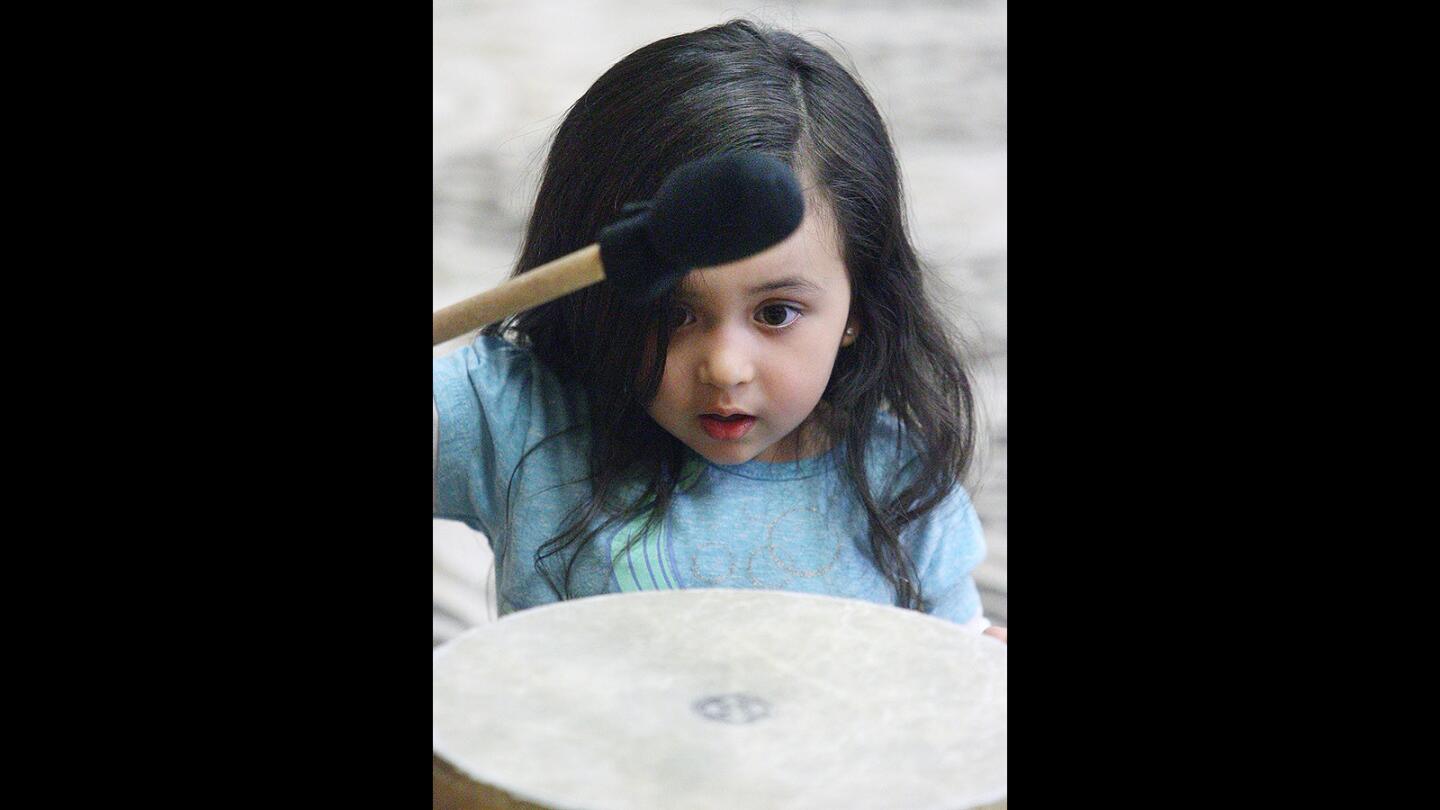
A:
480,19,977,612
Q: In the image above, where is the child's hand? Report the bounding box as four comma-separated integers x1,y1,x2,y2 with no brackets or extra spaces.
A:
983,626,1007,644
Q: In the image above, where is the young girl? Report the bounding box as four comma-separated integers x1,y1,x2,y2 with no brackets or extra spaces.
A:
433,19,1004,639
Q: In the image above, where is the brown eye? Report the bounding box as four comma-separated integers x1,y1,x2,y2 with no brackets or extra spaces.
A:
756,304,801,328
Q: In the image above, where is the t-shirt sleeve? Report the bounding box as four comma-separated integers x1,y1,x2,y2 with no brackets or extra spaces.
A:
912,484,988,627
432,336,579,541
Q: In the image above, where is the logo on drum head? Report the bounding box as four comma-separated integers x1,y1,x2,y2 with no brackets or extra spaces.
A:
693,693,771,724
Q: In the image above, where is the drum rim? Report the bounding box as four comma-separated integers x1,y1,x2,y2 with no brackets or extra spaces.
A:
433,587,990,661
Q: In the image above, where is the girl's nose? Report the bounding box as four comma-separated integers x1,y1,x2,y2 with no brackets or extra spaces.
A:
697,337,755,388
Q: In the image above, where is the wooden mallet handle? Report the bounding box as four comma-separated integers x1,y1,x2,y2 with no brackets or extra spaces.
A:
432,245,602,346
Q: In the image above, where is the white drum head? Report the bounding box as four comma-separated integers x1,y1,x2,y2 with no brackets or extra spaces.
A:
433,589,1006,809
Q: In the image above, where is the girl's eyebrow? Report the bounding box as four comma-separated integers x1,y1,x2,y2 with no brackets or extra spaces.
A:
675,275,823,301
747,276,822,296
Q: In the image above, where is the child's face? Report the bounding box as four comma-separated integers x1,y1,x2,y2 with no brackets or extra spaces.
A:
646,203,857,465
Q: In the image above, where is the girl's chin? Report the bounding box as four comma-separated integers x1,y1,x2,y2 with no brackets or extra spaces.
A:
683,431,781,466
690,443,761,466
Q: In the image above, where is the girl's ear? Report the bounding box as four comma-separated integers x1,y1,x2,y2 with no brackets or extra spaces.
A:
841,317,859,347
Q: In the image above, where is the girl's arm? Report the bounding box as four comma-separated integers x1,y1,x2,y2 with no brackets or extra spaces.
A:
433,336,585,534
434,340,529,530
911,486,991,630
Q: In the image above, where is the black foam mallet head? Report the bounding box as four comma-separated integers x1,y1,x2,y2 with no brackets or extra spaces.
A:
598,152,806,302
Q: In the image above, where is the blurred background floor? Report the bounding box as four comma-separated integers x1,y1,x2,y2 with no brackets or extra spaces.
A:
434,0,1006,643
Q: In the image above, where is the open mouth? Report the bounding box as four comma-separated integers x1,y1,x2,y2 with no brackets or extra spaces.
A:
699,413,757,440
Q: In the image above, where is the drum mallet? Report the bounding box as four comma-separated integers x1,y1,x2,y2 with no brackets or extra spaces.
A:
432,152,806,346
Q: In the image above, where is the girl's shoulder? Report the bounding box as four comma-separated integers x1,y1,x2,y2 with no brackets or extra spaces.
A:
435,335,582,404
434,334,544,380
857,410,973,506
859,409,919,480
433,334,590,451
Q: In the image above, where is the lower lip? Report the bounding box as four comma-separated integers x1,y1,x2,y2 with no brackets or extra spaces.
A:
699,415,757,440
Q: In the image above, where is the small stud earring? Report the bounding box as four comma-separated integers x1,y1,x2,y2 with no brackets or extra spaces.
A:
844,328,854,335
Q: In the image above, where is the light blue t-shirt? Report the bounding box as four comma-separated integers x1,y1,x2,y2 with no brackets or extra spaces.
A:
433,336,986,625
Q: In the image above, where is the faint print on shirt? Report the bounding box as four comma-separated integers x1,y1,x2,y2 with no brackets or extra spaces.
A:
610,461,844,593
